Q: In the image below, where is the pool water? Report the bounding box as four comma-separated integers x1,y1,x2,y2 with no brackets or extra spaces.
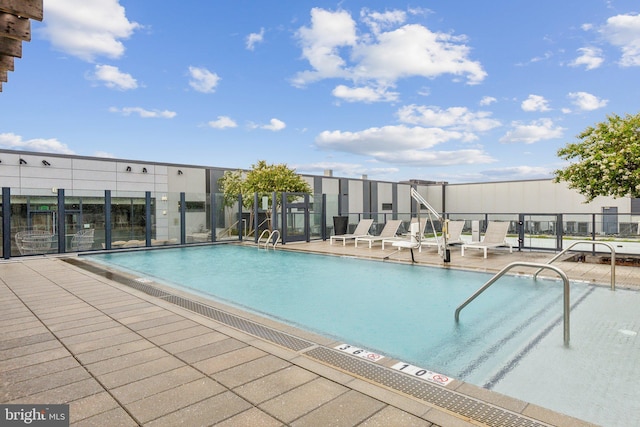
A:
90,245,640,427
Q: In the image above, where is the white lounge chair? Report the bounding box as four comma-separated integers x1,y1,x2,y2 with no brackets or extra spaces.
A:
461,221,513,258
388,221,423,262
422,220,466,249
381,218,426,250
355,220,403,248
329,219,374,246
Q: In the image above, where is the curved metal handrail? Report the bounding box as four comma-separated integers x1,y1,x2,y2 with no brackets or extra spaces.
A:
258,229,280,249
454,262,571,345
533,240,615,291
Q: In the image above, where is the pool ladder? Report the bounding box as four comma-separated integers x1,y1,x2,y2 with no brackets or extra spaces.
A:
258,229,280,249
455,262,571,345
455,242,617,346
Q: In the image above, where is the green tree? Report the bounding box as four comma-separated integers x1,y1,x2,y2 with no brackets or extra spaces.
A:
217,169,246,228
554,112,640,202
217,161,312,234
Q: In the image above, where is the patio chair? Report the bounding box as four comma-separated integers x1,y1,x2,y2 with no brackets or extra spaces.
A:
329,219,374,246
15,230,57,255
70,229,95,251
422,220,466,249
381,218,427,250
355,220,403,248
460,221,513,258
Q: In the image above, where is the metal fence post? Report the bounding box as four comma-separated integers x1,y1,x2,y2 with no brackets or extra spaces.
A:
2,187,10,259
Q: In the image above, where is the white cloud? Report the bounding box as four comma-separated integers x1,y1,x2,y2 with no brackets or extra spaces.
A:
188,66,220,93
89,64,138,90
360,8,407,34
332,85,399,103
208,116,238,129
261,118,286,131
599,13,640,66
500,119,565,144
570,47,604,70
41,0,140,62
479,96,497,106
521,94,551,112
246,28,265,50
567,91,608,110
0,133,75,154
315,125,495,166
397,105,501,132
293,8,486,96
109,107,176,118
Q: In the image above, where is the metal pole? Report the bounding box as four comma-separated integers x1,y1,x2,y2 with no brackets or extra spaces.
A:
2,187,10,259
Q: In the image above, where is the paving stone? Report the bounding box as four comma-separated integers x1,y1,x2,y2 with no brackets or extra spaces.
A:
145,325,212,346
72,407,139,427
125,377,226,424
212,355,291,389
290,390,386,427
360,406,434,426
234,366,317,405
67,331,141,354
110,366,205,404
74,339,156,365
96,355,185,389
69,391,121,424
145,391,253,427
85,347,169,376
211,407,284,427
0,366,91,401
0,332,55,351
193,346,266,375
0,346,71,372
259,377,349,424
0,357,79,386
161,330,229,354
0,338,63,360
174,336,247,364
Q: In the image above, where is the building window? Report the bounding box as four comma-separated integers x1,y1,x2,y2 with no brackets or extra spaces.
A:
382,203,393,210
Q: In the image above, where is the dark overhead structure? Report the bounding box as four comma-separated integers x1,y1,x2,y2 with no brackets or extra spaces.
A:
0,0,43,92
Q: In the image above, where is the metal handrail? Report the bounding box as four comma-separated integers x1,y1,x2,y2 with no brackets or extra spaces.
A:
533,240,616,291
454,261,571,345
258,229,280,249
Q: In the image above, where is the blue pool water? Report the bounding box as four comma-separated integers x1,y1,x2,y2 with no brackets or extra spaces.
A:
89,245,584,384
89,245,640,426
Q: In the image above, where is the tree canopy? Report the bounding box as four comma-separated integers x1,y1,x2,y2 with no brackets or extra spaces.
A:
554,112,640,202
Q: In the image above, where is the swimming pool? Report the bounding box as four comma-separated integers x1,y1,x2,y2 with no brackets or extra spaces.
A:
89,244,640,427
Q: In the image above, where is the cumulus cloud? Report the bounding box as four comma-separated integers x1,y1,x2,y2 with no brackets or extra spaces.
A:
246,28,265,50
570,47,604,70
89,64,138,90
599,13,640,66
315,125,495,166
397,105,501,132
500,119,565,144
0,133,75,154
567,91,608,110
293,8,486,102
479,96,497,106
261,118,286,131
332,85,399,103
207,116,238,129
521,94,551,112
109,107,176,118
41,0,140,62
188,66,220,93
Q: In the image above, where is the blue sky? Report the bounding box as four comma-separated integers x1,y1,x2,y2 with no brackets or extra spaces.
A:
1,1,639,183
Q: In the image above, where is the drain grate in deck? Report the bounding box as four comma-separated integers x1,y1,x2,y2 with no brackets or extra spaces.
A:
304,346,548,427
65,258,314,352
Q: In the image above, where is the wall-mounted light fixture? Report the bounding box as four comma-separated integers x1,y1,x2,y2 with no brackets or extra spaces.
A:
126,166,132,172
142,167,147,173
42,160,51,166
161,195,168,201
19,158,27,165
177,170,183,175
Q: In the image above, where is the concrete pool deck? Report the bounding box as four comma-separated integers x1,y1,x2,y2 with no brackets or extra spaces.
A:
2,242,635,426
